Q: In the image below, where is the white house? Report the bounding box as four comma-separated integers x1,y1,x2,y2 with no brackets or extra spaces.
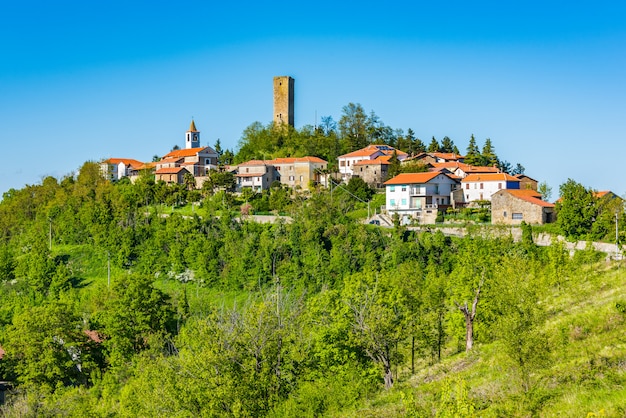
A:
384,172,460,224
100,158,145,181
338,144,407,181
460,173,520,202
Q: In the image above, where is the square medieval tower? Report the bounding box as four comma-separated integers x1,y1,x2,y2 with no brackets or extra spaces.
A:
273,76,294,127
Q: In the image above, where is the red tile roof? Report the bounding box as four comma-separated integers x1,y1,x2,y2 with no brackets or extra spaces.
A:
155,167,189,175
270,156,328,164
105,158,145,168
163,147,214,159
384,172,454,185
339,144,407,159
429,152,465,160
354,155,392,166
502,189,554,207
462,173,520,183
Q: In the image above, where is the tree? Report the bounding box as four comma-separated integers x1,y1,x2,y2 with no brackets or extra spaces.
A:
98,274,175,367
427,137,440,153
214,138,224,161
338,103,369,151
346,177,375,202
555,179,597,239
440,136,455,153
481,138,498,167
464,135,481,166
320,115,337,135
511,163,525,176
537,181,552,201
387,150,402,178
4,303,97,390
341,271,409,389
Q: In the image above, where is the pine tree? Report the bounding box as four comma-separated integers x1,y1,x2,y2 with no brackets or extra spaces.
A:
481,138,498,167
441,136,455,153
428,136,440,152
464,134,481,166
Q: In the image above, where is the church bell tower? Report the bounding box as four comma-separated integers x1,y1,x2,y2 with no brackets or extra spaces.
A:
186,119,200,149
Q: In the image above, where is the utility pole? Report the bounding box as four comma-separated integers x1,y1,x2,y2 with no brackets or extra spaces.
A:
107,251,111,288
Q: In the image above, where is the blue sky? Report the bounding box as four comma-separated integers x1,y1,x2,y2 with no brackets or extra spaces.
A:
1,1,625,199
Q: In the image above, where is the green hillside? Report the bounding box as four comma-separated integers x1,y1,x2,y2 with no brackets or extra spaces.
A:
0,164,625,417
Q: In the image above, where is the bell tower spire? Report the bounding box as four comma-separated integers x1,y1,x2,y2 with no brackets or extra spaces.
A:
186,119,200,149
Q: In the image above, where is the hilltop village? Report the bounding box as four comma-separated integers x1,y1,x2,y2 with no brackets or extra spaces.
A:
100,76,617,227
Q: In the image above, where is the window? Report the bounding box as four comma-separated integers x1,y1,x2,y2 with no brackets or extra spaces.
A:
246,168,249,173
512,213,523,220
340,161,345,167
390,199,396,206
390,185,395,192
498,183,502,189
289,175,295,181
480,183,484,189
402,186,407,192
299,175,303,181
503,211,507,217
466,183,469,190
401,198,407,205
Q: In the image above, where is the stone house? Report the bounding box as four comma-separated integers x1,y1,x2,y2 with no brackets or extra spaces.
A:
270,156,327,189
352,156,391,188
154,166,191,185
235,160,279,192
491,189,555,225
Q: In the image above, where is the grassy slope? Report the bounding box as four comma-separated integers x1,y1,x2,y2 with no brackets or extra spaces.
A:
344,263,626,417
52,244,626,417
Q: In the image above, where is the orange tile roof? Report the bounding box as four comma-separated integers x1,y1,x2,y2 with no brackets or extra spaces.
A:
155,167,189,174
163,147,213,159
354,155,392,166
270,156,328,164
594,190,616,198
105,158,145,168
236,172,265,178
384,171,454,185
463,165,500,174
429,152,465,160
238,159,272,166
339,144,407,159
501,189,554,207
462,173,520,183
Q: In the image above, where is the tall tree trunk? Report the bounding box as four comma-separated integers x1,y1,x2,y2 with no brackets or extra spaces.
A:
455,284,482,352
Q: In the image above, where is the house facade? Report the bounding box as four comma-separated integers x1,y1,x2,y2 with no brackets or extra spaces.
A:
100,158,145,181
270,157,327,189
235,160,279,192
384,172,459,224
491,189,555,225
460,173,520,202
154,167,191,185
352,156,390,188
338,145,407,181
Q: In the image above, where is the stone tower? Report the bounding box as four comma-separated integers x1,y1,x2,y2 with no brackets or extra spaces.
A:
273,76,294,127
185,119,200,149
